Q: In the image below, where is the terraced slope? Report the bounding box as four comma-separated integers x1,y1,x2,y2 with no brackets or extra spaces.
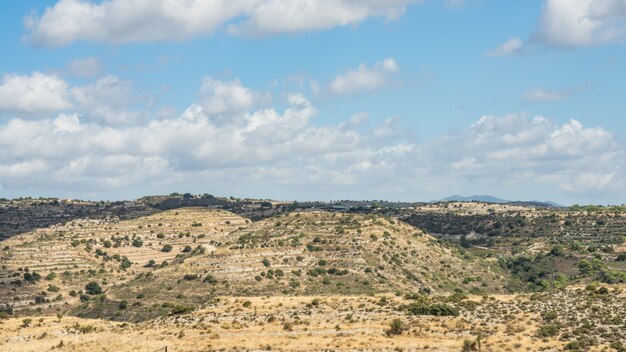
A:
102,211,507,319
0,208,247,315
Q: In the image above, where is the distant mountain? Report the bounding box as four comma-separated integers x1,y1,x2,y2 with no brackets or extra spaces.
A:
440,194,509,203
439,195,563,208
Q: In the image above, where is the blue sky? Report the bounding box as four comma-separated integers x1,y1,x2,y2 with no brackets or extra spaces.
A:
0,0,625,204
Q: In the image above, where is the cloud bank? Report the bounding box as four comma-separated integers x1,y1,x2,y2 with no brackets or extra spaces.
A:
0,72,624,203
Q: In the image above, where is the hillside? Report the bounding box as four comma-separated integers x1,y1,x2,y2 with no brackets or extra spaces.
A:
2,203,626,351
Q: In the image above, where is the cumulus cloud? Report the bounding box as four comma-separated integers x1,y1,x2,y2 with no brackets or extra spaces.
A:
427,114,624,198
0,73,624,203
329,58,400,95
0,72,72,113
199,78,270,116
228,0,413,36
486,38,523,56
0,80,414,198
25,0,419,46
534,0,626,47
0,72,142,124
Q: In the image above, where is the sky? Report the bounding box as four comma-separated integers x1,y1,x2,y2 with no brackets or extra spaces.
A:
0,0,625,205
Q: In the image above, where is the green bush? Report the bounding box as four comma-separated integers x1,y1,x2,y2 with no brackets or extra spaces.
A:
537,324,559,337
203,275,217,284
171,305,194,315
85,282,102,295
386,319,407,336
405,302,459,317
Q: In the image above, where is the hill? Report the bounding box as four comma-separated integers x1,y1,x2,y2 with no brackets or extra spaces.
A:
2,201,626,351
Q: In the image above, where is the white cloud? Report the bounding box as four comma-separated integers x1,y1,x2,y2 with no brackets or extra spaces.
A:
26,0,419,46
71,75,141,124
487,38,523,56
329,58,400,95
534,0,626,47
0,72,142,124
427,114,624,198
523,86,586,102
0,72,72,113
1,74,624,203
229,0,414,36
53,113,83,133
199,78,269,116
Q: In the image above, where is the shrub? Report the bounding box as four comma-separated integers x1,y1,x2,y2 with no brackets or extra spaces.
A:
132,238,143,247
405,303,459,317
120,257,132,270
262,258,271,267
161,245,173,253
182,245,192,253
203,275,217,284
537,324,559,337
386,319,407,336
23,272,41,283
118,300,128,310
171,305,194,315
85,282,102,295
